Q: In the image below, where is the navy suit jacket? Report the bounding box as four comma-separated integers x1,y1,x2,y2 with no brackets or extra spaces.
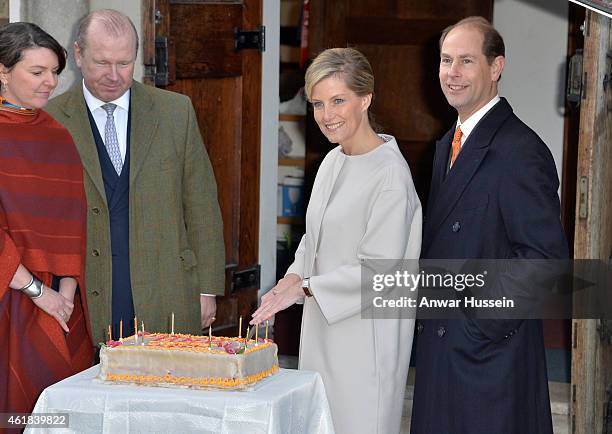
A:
411,98,568,434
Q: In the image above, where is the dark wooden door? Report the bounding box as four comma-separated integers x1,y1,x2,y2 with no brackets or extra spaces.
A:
307,0,493,205
143,0,262,336
571,11,612,434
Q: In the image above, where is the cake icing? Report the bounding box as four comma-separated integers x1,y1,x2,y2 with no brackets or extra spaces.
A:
98,333,279,390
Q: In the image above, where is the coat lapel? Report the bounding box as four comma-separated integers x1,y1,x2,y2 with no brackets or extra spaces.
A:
128,82,158,187
427,127,454,216
424,99,513,243
58,85,106,200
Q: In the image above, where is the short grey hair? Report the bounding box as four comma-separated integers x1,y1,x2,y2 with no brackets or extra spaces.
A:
76,9,139,55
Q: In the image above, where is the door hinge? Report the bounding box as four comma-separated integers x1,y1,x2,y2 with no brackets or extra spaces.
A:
155,36,169,86
234,26,265,52
144,65,157,83
580,16,590,38
230,265,261,292
567,49,583,104
579,176,588,219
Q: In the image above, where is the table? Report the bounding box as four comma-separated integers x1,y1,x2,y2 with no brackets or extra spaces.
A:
26,365,335,434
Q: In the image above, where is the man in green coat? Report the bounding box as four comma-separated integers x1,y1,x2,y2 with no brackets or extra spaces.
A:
46,9,225,345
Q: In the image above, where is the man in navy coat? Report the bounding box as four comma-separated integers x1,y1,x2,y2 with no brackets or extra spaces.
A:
410,16,569,434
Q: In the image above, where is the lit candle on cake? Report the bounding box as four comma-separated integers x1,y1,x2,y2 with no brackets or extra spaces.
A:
255,322,259,346
238,316,242,338
141,321,145,346
171,312,175,335
119,319,123,342
265,320,269,342
134,316,138,344
245,326,249,348
209,324,212,350
108,324,112,342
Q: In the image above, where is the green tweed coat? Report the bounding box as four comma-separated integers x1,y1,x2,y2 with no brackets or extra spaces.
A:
46,81,225,344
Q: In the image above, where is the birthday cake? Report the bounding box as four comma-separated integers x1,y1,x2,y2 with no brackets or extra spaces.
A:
98,333,279,390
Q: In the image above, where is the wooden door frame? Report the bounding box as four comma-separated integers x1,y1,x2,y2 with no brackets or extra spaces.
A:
142,0,261,277
141,0,264,335
571,10,612,434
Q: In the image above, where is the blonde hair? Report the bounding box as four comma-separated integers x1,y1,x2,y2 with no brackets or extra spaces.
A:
304,47,374,101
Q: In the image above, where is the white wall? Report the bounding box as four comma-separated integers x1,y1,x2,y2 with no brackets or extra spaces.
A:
259,1,280,296
16,1,142,92
18,0,88,94
9,0,19,21
493,0,568,189
90,0,144,82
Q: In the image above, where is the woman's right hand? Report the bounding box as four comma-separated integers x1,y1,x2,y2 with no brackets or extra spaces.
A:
256,274,302,306
31,288,73,333
272,273,302,295
250,274,303,325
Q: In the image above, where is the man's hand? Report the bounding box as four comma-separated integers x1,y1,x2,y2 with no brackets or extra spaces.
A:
200,295,217,329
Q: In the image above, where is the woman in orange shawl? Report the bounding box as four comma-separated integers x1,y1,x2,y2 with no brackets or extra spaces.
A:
0,22,93,422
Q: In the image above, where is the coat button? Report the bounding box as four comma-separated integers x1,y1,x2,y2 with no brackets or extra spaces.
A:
437,326,446,337
504,329,518,339
92,290,100,297
452,221,461,232
92,249,100,257
91,207,100,215
417,323,424,334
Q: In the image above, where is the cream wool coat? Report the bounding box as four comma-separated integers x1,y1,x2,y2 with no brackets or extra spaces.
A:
286,135,422,434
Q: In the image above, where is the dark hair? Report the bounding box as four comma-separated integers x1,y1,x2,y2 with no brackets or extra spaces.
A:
0,22,67,73
76,9,139,56
439,16,505,64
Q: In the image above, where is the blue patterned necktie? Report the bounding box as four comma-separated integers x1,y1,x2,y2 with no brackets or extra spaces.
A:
102,103,123,174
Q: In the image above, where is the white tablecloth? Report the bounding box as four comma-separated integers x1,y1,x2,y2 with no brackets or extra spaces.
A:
25,365,334,434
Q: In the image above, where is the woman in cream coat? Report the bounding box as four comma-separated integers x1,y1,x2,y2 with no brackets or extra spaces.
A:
252,48,421,434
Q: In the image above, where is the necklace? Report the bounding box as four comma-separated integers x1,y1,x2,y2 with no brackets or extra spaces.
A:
0,96,37,115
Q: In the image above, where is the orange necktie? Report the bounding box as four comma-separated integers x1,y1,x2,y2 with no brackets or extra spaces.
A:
450,126,463,166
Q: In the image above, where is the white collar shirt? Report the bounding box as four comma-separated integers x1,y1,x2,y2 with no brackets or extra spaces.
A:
82,81,131,162
456,95,500,147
